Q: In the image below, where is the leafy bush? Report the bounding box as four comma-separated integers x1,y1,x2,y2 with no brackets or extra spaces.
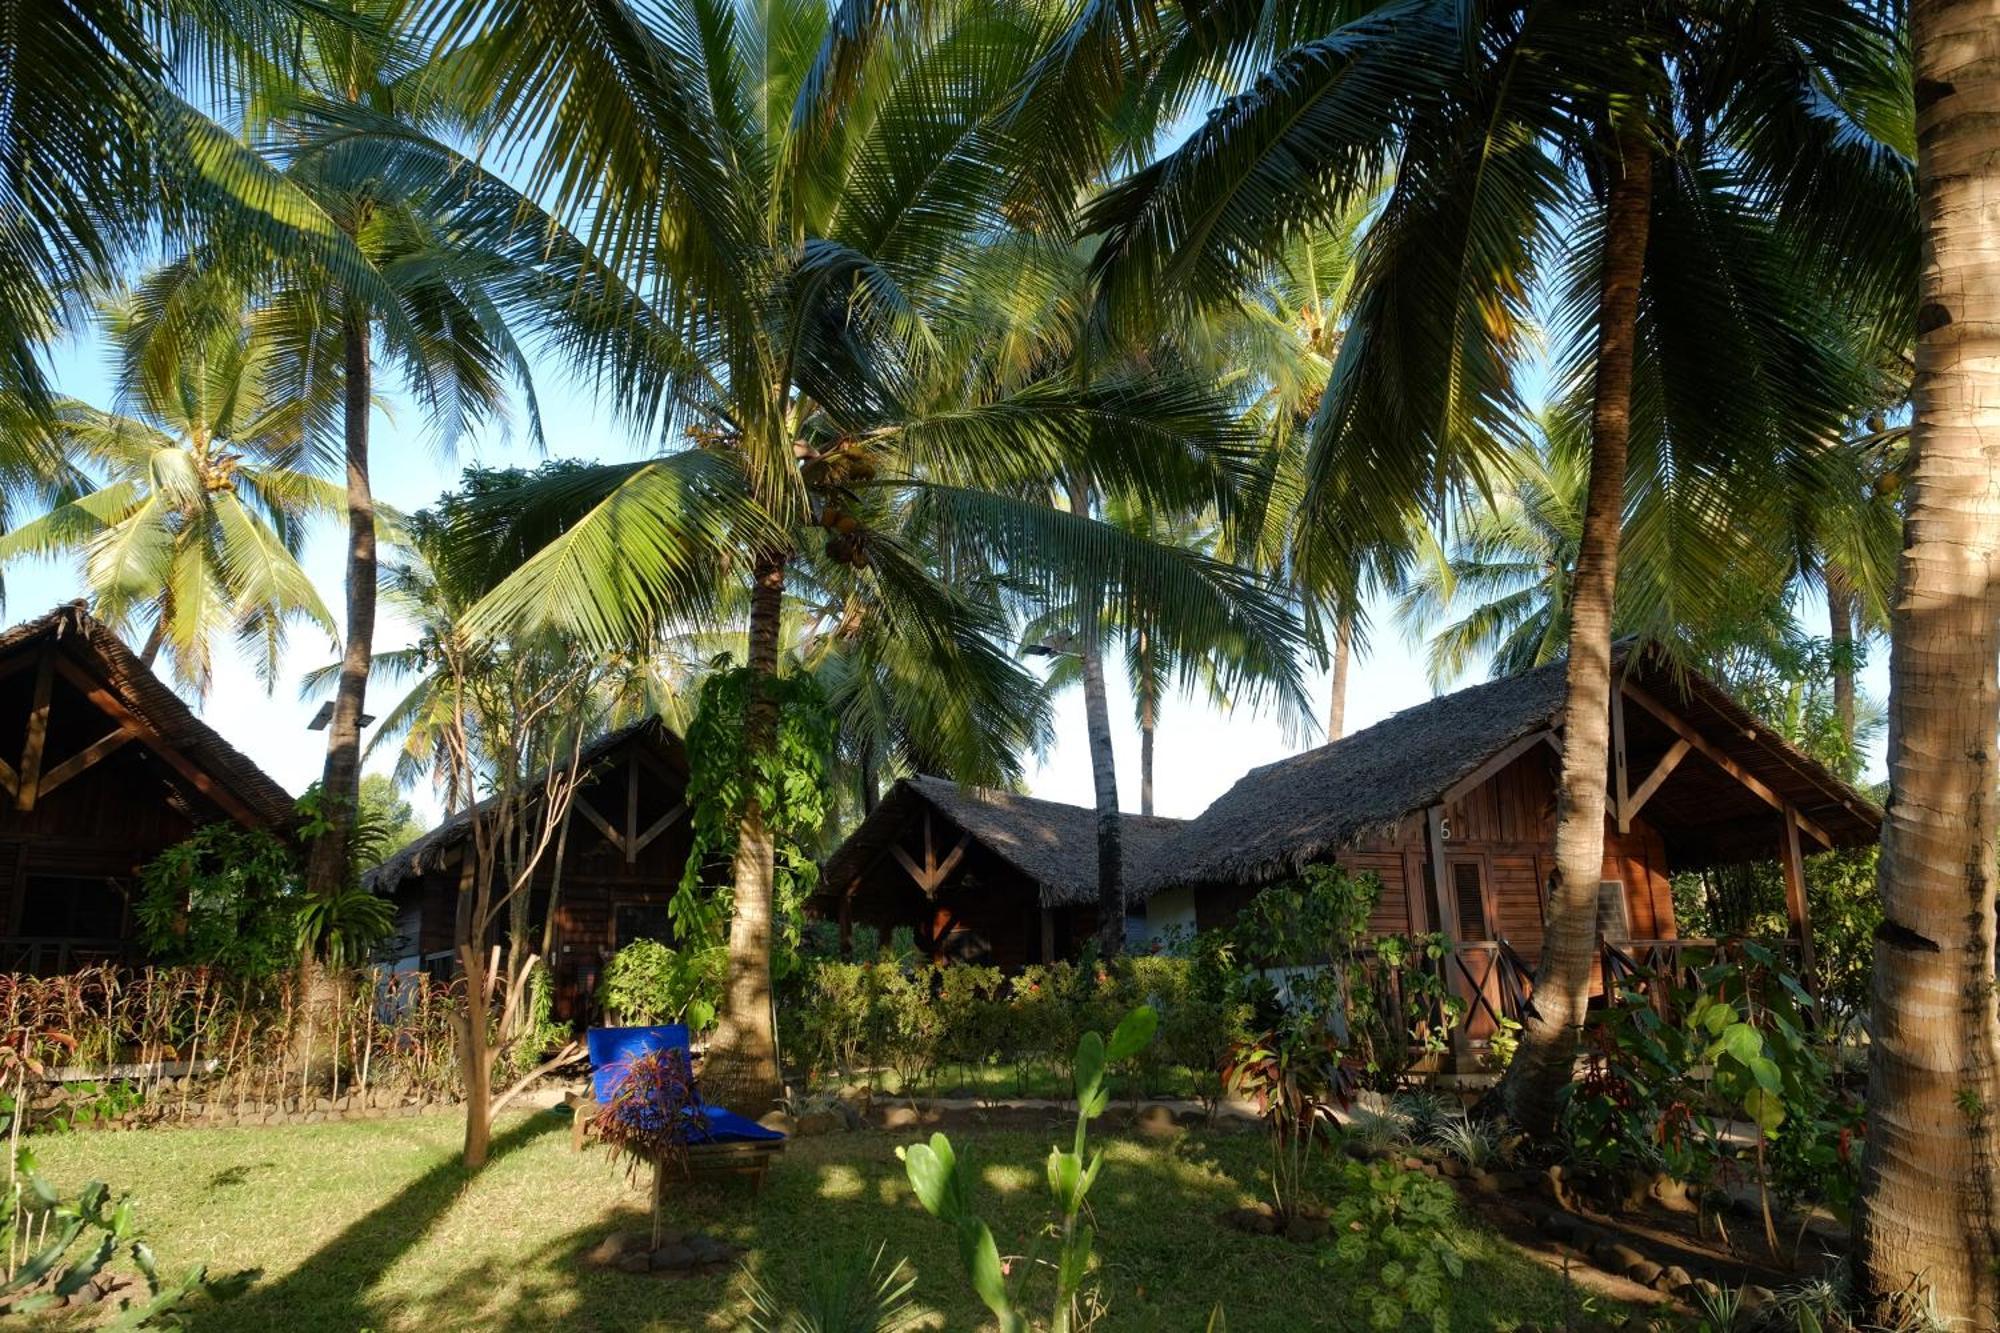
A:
135,826,303,978
779,956,1249,1101
597,938,724,1031
1321,1160,1464,1332
1560,940,1862,1245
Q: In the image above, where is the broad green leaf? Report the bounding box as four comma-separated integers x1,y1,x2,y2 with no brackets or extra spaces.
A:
964,1220,1010,1319
1105,1006,1159,1063
901,1135,959,1220
1073,1030,1105,1108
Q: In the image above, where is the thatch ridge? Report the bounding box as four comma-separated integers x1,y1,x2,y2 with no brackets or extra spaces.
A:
822,775,1187,909
1141,644,1883,893
0,602,296,828
364,717,685,893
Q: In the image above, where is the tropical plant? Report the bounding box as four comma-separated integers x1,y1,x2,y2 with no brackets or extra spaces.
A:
1089,0,1910,1139
0,273,340,693
598,938,724,1032
742,1243,920,1333
134,824,302,978
900,1005,1158,1333
0,1144,257,1322
429,0,1304,1109
1323,1159,1465,1333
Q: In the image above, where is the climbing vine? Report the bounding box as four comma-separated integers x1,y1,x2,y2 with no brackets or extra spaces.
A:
671,663,835,977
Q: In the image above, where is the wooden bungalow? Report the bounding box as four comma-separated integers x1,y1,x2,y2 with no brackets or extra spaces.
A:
816,647,1880,1057
0,603,298,973
1137,644,1881,1046
816,775,1187,968
366,718,694,1022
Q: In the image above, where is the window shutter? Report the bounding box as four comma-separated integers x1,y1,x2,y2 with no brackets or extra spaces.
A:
1451,862,1489,941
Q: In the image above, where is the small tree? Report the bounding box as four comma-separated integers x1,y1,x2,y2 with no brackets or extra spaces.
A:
431,622,603,1168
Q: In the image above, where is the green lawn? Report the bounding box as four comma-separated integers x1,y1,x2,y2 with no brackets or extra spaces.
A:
24,1110,1595,1330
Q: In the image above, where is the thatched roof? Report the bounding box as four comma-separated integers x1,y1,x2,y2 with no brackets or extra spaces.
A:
365,717,685,894
822,775,1188,909
1139,645,1882,893
0,602,295,828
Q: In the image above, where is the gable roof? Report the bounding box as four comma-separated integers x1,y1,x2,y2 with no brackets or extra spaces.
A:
822,774,1188,909
1139,644,1881,893
364,716,687,894
0,602,295,828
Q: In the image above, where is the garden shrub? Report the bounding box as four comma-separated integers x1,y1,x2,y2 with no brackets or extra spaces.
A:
779,954,1250,1101
1560,939,1862,1243
597,938,723,1031
134,825,305,978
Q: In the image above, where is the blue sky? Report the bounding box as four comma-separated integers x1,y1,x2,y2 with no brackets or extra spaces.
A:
13,312,1889,832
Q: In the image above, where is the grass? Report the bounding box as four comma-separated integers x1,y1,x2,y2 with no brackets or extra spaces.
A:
22,1110,1599,1330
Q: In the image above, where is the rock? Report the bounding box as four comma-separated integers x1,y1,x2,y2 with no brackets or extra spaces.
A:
835,1101,867,1133
1743,1286,1777,1312
1648,1173,1697,1213
881,1106,923,1130
758,1111,798,1136
1625,1259,1664,1288
1595,1241,1648,1275
1285,1212,1331,1243
1438,1157,1467,1179
797,1112,840,1137
586,1232,635,1266
651,1244,697,1270
1655,1265,1692,1294
1222,1204,1281,1236
1537,1211,1580,1243
1135,1105,1181,1139
617,1253,652,1275
687,1234,736,1265
1401,1155,1428,1172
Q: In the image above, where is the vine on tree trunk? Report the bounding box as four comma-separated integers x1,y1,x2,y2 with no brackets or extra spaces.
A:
670,663,834,981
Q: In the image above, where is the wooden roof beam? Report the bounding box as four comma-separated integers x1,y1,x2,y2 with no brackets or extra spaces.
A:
50,654,264,827
1439,729,1560,808
1620,680,1834,849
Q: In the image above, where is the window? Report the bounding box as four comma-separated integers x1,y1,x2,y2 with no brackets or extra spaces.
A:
1450,861,1491,941
613,901,672,948
1595,880,1633,942
16,876,127,940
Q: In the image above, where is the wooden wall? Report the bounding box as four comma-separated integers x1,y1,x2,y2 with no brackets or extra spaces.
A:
1191,745,1678,961
400,741,695,1021
839,838,1052,971
0,660,241,973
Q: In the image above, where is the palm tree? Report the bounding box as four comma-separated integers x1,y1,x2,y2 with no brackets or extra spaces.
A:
0,269,340,692
427,0,1303,1102
1855,2,2000,1323
1088,0,1910,1137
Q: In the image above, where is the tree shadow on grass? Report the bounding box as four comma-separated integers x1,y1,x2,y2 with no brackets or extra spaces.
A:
365,1127,1264,1332
207,1113,564,1331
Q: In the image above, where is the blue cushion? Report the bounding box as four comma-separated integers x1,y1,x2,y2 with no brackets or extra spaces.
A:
587,1024,692,1105
693,1105,786,1145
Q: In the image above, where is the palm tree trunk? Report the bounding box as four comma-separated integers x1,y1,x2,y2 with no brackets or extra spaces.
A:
706,552,787,1110
1855,4,2000,1321
1327,605,1354,741
1497,126,1651,1139
1069,485,1124,957
859,735,879,816
1080,631,1124,957
1826,567,1857,763
305,310,377,905
1137,628,1156,817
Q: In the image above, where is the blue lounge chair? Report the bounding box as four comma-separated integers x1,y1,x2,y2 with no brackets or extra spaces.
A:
573,1025,786,1190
